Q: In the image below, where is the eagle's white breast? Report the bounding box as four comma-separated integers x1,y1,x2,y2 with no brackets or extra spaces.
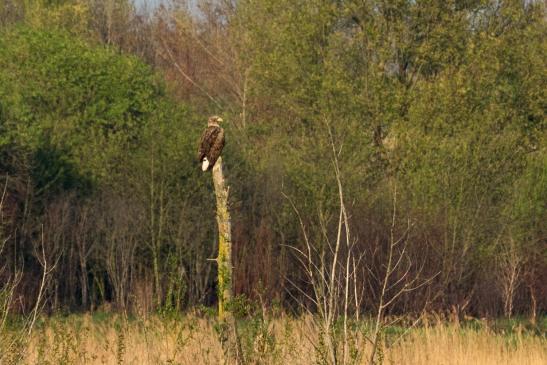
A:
201,157,210,171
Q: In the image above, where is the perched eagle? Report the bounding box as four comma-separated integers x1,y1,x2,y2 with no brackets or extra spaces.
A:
197,116,225,171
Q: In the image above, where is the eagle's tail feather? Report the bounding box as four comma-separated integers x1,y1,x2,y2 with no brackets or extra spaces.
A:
201,158,210,171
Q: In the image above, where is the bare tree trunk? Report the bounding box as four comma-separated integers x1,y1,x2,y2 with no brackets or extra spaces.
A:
499,236,522,318
211,157,243,364
80,258,88,308
212,156,233,320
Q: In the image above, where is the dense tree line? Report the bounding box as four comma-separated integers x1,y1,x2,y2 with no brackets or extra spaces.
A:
0,0,545,318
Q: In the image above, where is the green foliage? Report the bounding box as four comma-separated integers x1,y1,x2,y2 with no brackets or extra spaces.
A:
233,0,545,308
0,27,162,185
0,25,217,313
1,0,92,35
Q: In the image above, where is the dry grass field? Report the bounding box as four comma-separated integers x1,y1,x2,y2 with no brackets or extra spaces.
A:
2,313,545,365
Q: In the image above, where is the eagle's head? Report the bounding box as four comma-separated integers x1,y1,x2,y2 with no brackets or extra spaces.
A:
208,115,223,127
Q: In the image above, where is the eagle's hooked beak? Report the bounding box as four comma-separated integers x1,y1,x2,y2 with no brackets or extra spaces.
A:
217,117,224,123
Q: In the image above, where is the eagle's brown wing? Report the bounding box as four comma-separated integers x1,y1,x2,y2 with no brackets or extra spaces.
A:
198,126,221,162
206,127,225,170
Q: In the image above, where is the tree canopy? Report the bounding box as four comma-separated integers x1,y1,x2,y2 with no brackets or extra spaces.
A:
0,0,544,317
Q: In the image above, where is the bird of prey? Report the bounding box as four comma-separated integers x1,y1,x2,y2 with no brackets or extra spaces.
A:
197,116,225,171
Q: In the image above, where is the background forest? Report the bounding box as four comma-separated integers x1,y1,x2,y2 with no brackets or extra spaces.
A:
0,0,545,325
